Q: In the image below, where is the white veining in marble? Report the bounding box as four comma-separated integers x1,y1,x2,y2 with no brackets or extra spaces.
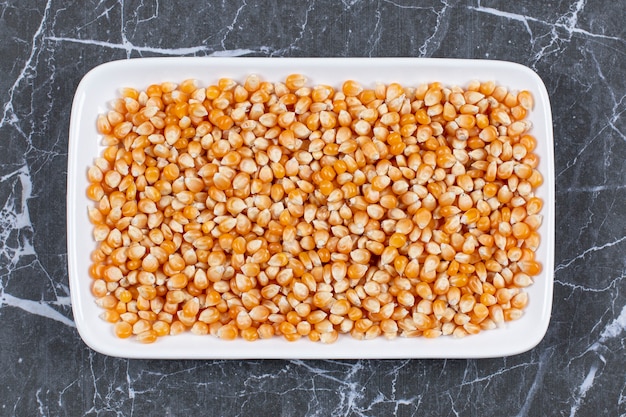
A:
45,36,275,58
566,305,626,417
569,363,599,417
470,0,620,41
555,235,626,272
598,304,626,342
220,0,247,51
1,1,52,129
418,1,451,58
0,164,73,327
0,293,74,327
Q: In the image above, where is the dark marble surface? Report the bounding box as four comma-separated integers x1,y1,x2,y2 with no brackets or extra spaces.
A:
1,0,624,416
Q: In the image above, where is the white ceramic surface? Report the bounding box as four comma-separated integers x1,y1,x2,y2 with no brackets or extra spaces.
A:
67,57,554,359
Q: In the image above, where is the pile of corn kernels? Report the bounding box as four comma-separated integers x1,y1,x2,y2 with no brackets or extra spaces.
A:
86,74,543,343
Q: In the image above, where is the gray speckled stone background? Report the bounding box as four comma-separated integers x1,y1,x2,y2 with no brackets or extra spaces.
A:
1,1,624,416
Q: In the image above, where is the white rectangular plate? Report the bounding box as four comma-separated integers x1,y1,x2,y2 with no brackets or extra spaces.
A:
67,57,554,359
